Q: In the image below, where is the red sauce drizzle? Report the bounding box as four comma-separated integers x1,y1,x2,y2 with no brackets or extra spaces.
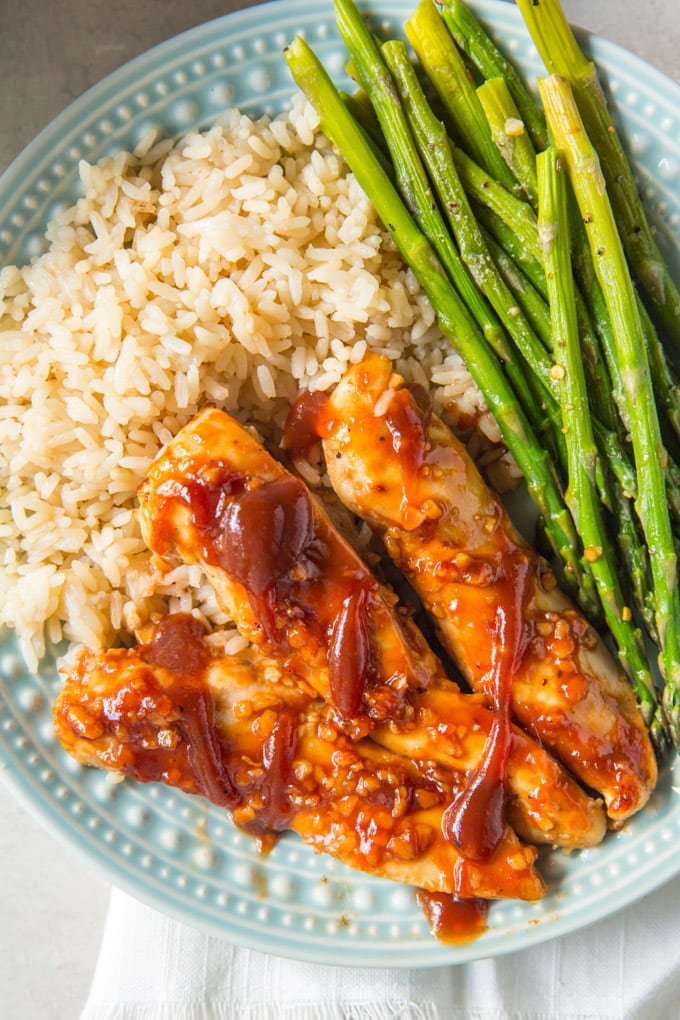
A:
416,890,489,944
328,585,370,720
133,614,239,810
215,474,316,646
282,390,333,458
261,710,299,830
442,545,531,861
168,464,379,721
88,614,301,834
382,384,432,484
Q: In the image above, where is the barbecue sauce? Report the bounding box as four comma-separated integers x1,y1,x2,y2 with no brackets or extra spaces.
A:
442,545,531,862
160,457,383,723
91,614,241,811
260,710,299,829
74,613,300,834
282,389,335,456
284,382,432,505
382,383,432,492
416,890,489,945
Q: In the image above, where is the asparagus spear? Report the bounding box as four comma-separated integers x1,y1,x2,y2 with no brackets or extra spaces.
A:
333,0,544,425
637,296,680,448
381,41,555,409
483,229,552,347
477,77,538,209
404,0,520,194
381,38,630,508
537,146,665,749
451,141,543,264
440,0,548,151
342,19,641,527
283,33,596,613
540,74,680,746
517,0,680,364
417,0,680,470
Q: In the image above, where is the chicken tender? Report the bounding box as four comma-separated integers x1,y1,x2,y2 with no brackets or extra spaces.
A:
54,613,545,901
309,354,656,822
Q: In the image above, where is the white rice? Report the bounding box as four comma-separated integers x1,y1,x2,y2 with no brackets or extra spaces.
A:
0,94,514,673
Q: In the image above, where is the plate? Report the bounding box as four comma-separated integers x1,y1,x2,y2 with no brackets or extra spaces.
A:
2,0,680,967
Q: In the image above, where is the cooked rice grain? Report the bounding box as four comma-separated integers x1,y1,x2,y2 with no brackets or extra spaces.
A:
0,96,512,672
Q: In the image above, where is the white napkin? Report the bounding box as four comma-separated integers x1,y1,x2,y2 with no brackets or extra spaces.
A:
80,876,680,1020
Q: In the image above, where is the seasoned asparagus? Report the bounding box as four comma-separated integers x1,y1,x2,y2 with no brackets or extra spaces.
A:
536,146,665,748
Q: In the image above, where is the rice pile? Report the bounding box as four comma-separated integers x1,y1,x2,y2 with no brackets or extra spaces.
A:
0,95,512,673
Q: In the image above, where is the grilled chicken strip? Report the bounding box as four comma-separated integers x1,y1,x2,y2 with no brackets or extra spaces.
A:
136,406,606,850
307,353,657,823
54,613,545,901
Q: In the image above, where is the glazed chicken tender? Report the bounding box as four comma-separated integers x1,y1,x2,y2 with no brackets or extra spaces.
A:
54,614,545,901
311,354,657,823
136,405,606,850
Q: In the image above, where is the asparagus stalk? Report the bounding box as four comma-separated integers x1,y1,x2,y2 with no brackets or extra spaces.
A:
440,0,548,151
453,147,544,264
540,74,680,746
637,296,680,448
537,146,665,748
418,0,678,473
333,0,541,421
283,33,596,613
517,0,680,364
381,41,555,408
483,229,552,347
339,89,395,171
404,0,520,194
360,28,638,510
474,201,548,295
476,77,539,209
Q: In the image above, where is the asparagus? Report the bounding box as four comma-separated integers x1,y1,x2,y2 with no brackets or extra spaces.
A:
439,0,680,451
474,201,548,295
346,17,640,522
381,38,628,505
381,41,555,409
407,0,680,487
404,0,520,194
339,89,395,172
283,33,597,613
476,77,538,209
333,0,542,423
517,0,680,365
537,146,665,749
637,296,680,449
440,0,548,151
489,227,660,632
540,74,680,746
452,147,546,266
455,172,639,497
484,230,552,348
340,28,637,507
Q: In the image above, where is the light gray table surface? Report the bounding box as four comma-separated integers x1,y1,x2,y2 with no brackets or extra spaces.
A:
1,2,678,1018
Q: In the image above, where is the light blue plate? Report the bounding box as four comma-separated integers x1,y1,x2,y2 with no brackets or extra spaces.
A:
2,0,680,966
